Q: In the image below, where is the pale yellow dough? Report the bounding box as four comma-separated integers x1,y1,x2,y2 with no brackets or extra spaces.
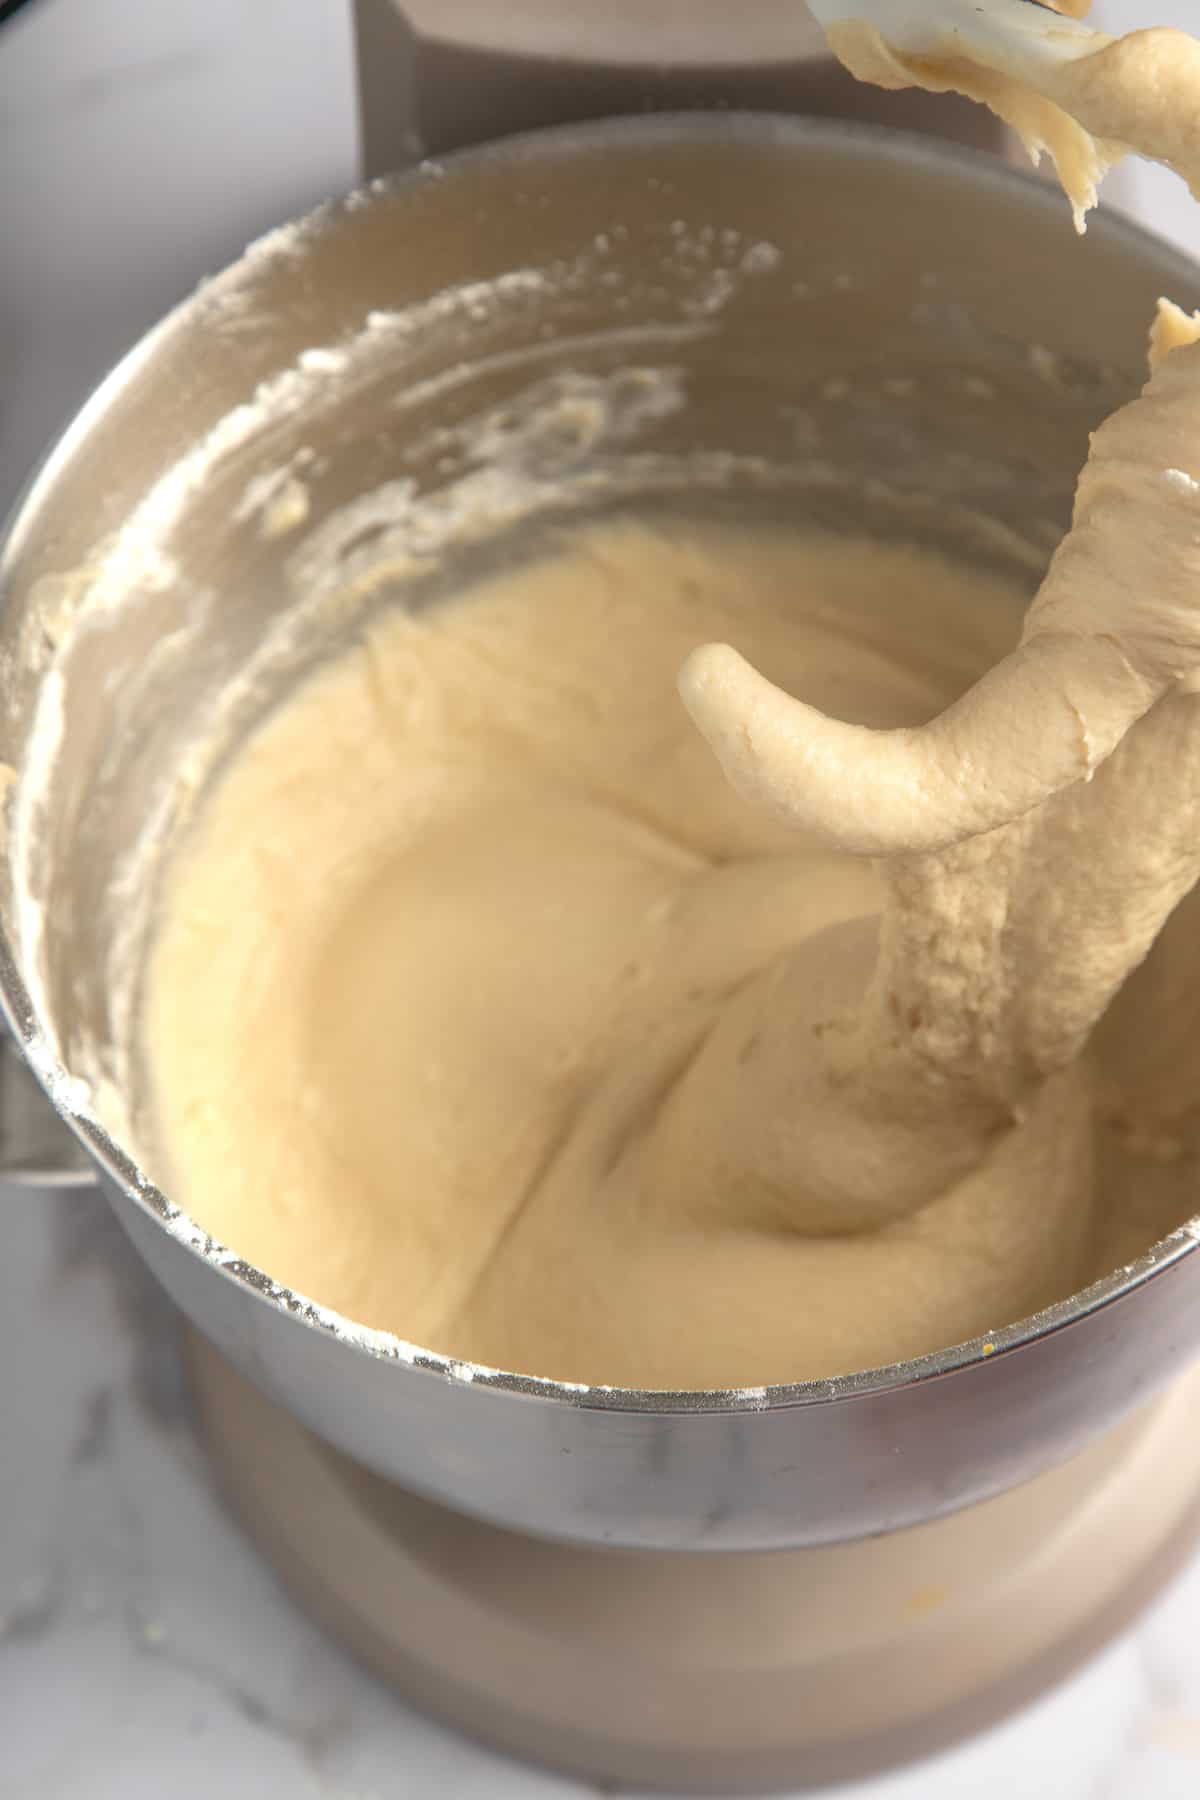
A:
141,9,1200,1390
143,517,1198,1387
825,18,1200,230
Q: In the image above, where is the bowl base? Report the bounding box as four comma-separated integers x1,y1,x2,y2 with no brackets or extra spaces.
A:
188,1331,1200,1793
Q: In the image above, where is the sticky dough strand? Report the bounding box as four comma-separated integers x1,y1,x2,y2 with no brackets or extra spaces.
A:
817,15,1200,231
681,333,1200,1166
682,343,1200,863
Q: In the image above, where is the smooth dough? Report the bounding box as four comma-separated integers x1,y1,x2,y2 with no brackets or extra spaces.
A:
141,518,1197,1388
138,3,1200,1392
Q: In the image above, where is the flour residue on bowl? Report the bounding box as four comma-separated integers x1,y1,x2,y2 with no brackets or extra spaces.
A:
10,165,1196,1397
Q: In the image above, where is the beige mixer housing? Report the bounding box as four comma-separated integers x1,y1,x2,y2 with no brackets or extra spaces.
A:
354,0,1009,168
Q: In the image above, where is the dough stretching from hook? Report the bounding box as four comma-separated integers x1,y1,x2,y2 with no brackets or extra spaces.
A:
813,9,1200,229
681,337,1200,858
668,320,1200,1247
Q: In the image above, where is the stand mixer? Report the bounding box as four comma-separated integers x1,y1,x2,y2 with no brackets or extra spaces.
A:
5,8,1200,1794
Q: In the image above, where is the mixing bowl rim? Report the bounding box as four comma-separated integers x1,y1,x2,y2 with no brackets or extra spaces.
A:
4,109,1200,1418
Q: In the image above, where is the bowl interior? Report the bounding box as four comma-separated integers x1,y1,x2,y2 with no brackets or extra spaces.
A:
3,117,1200,1409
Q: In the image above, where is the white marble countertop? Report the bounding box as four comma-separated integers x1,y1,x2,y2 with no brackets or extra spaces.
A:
4,3,1200,1796
5,1184,1200,1800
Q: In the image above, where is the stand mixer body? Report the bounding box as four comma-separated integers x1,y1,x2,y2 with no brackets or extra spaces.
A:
354,0,1007,169
4,9,1200,1784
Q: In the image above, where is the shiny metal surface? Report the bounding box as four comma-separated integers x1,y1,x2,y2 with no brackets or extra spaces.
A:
0,1036,92,1184
3,117,1200,1552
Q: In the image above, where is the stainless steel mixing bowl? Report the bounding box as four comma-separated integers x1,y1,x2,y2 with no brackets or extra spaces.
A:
4,117,1200,1552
